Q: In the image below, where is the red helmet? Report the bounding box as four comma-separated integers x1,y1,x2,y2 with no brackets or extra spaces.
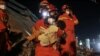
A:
48,4,57,12
40,0,49,5
40,0,48,3
62,4,69,11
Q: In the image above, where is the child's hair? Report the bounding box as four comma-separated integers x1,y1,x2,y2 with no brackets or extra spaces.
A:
57,20,66,30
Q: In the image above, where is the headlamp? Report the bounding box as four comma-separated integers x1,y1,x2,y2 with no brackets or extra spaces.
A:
42,10,49,19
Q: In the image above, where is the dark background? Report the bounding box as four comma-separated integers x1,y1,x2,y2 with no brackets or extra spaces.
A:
15,0,100,40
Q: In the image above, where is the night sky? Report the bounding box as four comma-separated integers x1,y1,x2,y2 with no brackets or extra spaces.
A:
15,0,100,40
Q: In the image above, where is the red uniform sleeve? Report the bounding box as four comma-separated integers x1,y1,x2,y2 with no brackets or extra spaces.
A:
72,15,79,25
34,19,44,30
0,11,6,30
0,11,4,20
72,15,77,21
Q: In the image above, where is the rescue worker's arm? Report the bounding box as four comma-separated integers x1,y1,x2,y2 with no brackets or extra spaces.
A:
26,26,40,41
0,10,4,21
73,15,79,25
58,15,67,21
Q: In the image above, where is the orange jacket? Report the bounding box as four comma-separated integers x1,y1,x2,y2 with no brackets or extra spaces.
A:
59,13,78,32
0,10,6,30
34,19,60,56
58,13,78,56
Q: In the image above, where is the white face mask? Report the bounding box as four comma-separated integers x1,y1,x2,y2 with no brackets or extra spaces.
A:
47,18,55,25
65,10,70,14
0,5,5,9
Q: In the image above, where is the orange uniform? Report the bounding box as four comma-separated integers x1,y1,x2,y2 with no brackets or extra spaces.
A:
34,19,60,56
58,13,78,56
0,9,10,56
0,9,6,30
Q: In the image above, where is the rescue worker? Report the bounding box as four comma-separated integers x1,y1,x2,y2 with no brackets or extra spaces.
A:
0,1,11,56
26,17,61,56
58,4,79,56
26,4,61,56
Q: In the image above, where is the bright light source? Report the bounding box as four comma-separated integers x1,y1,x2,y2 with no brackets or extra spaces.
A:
95,42,100,52
86,38,90,49
42,10,49,18
97,43,100,49
79,40,83,46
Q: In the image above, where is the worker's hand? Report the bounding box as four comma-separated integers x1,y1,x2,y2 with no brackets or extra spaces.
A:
26,35,34,41
6,41,12,51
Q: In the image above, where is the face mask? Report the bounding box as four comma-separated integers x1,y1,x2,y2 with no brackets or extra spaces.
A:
0,5,5,9
47,18,55,25
65,9,70,14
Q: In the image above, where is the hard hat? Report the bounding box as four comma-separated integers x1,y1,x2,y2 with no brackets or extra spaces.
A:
62,4,69,11
48,4,57,12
